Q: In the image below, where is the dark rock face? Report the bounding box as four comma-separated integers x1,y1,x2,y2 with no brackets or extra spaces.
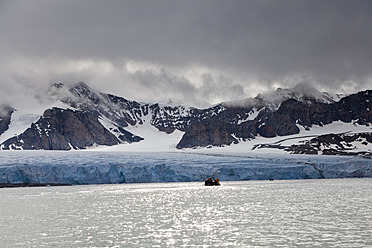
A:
1,108,140,150
335,90,372,124
176,118,237,149
0,105,14,136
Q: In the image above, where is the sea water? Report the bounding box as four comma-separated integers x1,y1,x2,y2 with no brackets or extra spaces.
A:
0,179,371,247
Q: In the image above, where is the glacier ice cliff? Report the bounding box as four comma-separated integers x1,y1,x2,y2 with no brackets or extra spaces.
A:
0,151,371,185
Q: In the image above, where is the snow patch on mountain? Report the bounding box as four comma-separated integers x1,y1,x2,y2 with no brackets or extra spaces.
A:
322,92,345,102
94,111,185,152
98,115,129,142
237,107,262,124
0,100,71,144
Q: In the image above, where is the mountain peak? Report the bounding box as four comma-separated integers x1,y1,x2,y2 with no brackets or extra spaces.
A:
74,81,90,89
166,98,184,107
50,82,65,89
69,81,101,102
225,83,337,109
264,82,336,105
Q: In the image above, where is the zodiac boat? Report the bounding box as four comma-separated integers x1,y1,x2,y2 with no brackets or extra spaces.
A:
204,178,221,186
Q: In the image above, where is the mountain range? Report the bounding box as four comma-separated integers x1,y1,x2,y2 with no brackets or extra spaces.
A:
0,82,371,156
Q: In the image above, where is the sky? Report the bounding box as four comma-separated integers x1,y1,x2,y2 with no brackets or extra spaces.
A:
1,0,372,108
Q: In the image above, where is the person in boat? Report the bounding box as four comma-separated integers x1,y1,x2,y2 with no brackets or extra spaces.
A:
205,177,213,186
205,177,220,186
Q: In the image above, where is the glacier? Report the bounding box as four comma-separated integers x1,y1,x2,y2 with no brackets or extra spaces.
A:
0,151,371,185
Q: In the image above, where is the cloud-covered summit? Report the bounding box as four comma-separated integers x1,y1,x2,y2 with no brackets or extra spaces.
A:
1,0,371,108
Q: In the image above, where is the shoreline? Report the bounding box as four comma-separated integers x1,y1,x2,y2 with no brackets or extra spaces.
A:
0,183,72,188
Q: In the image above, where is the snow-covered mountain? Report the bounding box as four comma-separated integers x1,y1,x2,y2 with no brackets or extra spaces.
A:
225,82,341,110
0,82,371,157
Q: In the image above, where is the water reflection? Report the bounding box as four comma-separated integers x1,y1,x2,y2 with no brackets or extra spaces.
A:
0,179,371,247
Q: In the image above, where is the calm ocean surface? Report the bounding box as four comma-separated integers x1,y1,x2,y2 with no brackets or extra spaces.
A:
1,179,371,247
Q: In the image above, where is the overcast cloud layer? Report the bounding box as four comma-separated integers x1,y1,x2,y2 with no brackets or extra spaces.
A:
1,0,372,107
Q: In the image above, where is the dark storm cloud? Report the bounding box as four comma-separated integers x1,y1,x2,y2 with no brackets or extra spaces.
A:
0,0,372,106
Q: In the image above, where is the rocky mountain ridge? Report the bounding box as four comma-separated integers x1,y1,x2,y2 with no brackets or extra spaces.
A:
0,105,14,136
1,82,371,156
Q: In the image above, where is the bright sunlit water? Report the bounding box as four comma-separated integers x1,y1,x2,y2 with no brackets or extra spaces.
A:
1,179,371,247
